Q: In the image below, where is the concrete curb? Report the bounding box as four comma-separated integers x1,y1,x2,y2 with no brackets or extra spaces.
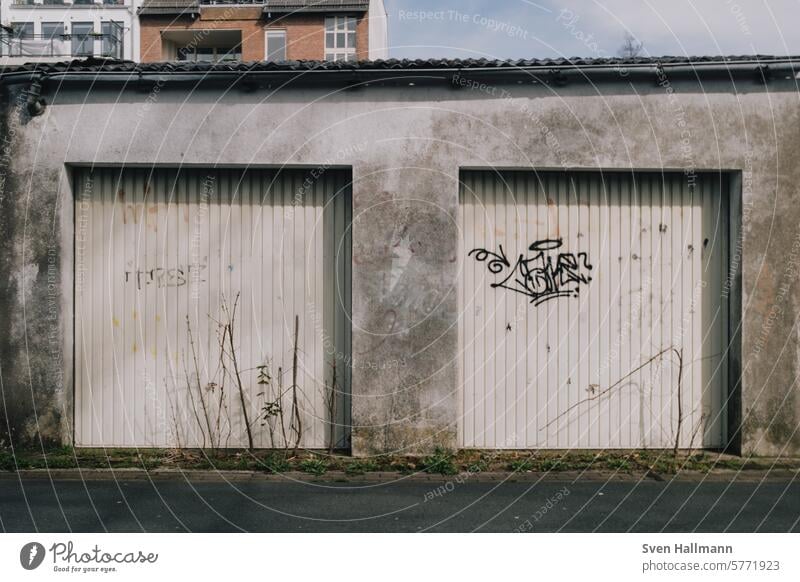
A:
1,468,797,483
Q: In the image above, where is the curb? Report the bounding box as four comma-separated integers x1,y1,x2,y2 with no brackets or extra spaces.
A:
1,468,797,483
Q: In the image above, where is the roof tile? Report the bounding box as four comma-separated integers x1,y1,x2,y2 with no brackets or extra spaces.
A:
1,55,795,77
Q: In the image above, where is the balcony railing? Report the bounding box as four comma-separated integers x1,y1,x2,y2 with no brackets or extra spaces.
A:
11,0,127,5
0,31,123,60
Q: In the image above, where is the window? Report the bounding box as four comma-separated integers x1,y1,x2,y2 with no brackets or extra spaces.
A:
71,22,94,57
324,15,356,62
41,22,65,40
41,22,66,57
101,21,123,58
10,23,34,39
266,29,286,61
3,23,33,57
177,45,241,63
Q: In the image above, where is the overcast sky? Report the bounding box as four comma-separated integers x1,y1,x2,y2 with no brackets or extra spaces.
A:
383,0,800,59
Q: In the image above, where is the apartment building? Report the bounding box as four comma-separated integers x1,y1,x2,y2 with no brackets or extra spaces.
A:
0,0,387,65
138,0,387,63
0,0,134,64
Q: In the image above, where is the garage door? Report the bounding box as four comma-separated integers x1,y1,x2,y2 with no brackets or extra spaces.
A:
459,170,729,449
75,167,352,449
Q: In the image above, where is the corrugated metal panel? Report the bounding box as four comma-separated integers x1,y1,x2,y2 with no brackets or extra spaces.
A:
75,167,351,449
458,171,728,449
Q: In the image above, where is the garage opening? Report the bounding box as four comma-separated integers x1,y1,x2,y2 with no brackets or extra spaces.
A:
458,170,731,450
74,167,352,449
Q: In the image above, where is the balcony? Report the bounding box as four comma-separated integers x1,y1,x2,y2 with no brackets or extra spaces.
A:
161,29,242,62
0,30,123,62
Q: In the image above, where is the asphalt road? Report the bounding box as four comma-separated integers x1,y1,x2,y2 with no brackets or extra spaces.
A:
1,475,798,532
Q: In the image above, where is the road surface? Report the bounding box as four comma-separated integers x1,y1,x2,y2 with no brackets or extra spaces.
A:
1,473,798,532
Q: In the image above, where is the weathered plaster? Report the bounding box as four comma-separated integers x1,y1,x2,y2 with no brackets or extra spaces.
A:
1,85,69,448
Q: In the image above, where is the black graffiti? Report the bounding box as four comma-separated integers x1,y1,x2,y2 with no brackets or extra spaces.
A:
124,264,207,290
469,239,593,306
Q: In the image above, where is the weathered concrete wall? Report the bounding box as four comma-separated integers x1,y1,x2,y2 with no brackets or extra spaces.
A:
1,72,799,456
0,86,13,447
0,85,69,449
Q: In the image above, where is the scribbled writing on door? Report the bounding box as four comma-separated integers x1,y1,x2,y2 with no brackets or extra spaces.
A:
124,263,208,290
469,239,593,306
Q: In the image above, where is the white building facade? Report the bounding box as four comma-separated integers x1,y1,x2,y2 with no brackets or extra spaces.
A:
0,0,136,64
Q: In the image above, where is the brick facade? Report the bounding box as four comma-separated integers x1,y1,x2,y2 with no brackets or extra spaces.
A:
139,9,370,62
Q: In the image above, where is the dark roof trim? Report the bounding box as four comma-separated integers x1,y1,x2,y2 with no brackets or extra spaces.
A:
263,5,368,14
263,0,368,12
137,8,199,15
137,0,368,14
137,0,199,15
1,56,798,87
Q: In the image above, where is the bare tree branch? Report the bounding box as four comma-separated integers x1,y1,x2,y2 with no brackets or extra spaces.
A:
618,32,644,58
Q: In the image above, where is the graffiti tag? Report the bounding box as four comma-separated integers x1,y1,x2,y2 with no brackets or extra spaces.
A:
469,239,593,306
125,263,208,290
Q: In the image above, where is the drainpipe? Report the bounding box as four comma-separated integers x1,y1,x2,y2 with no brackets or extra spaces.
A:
25,76,45,117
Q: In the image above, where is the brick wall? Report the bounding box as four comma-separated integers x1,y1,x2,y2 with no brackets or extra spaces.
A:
356,12,369,60
140,10,371,62
265,14,323,61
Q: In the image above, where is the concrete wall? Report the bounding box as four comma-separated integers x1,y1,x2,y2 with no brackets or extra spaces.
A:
0,85,71,449
1,71,799,456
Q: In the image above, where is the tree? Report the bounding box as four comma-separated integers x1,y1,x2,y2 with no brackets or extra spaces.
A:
618,33,644,58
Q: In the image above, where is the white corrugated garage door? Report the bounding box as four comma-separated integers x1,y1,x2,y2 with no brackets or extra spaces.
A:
75,167,351,449
459,171,729,449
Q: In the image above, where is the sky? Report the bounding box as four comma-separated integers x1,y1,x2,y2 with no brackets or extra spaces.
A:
383,0,800,60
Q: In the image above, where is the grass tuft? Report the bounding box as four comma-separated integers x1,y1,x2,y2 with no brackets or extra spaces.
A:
299,456,329,476
421,447,458,475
